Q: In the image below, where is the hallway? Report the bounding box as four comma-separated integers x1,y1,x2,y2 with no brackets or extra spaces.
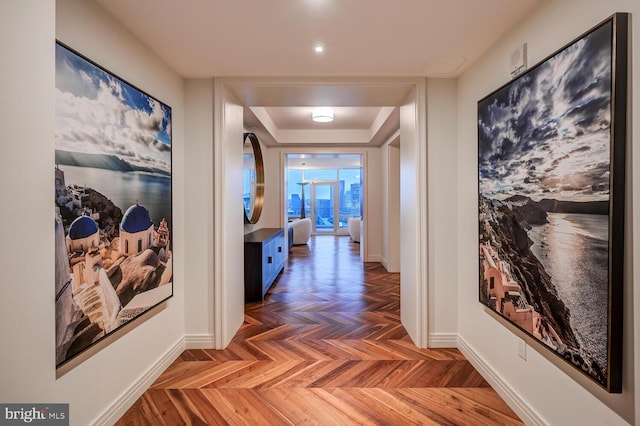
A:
118,236,522,425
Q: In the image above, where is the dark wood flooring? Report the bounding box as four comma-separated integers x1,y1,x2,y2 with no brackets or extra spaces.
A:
117,235,522,425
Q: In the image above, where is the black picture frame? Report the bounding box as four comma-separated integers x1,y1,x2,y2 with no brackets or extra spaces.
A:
54,41,173,368
477,13,627,392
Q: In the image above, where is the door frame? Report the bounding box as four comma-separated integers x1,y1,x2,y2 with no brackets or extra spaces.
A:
310,180,342,234
211,77,429,350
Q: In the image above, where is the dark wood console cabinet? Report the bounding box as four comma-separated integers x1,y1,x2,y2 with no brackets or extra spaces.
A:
244,228,286,302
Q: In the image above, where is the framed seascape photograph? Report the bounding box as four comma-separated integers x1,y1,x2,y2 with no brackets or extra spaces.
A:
55,41,173,367
477,14,627,392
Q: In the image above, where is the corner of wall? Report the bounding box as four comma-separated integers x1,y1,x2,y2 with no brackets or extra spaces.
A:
457,336,547,426
91,337,186,425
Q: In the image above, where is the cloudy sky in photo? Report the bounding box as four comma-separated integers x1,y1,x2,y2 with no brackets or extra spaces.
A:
478,21,612,202
55,44,172,173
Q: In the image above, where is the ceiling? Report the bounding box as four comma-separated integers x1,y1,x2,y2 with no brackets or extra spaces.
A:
234,79,413,146
96,0,541,146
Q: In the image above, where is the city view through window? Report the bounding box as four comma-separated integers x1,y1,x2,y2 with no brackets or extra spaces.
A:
287,156,362,233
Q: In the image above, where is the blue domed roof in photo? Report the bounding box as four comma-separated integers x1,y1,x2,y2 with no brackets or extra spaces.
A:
121,203,153,233
68,214,99,240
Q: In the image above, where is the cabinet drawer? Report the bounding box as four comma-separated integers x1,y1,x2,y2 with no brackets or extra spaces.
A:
262,239,276,284
244,228,286,302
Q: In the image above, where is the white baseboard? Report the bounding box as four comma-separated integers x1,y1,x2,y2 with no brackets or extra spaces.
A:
185,333,215,349
92,337,186,426
428,332,458,348
366,254,381,263
380,256,389,271
457,336,545,426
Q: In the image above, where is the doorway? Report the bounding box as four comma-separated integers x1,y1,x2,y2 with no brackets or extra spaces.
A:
212,78,426,350
285,154,363,239
310,181,339,234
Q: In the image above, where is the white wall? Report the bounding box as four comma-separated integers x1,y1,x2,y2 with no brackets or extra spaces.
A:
0,0,56,410
213,81,245,348
426,79,459,345
0,1,185,425
185,78,248,351
381,135,401,272
400,83,428,345
364,148,383,262
184,79,215,345
456,1,639,424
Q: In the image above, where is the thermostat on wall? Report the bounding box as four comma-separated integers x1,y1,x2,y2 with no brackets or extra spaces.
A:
510,43,527,78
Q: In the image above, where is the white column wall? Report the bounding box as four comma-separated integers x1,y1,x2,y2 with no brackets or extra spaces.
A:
364,148,383,262
184,79,215,345
456,1,639,424
399,83,428,345
387,142,401,272
381,137,401,273
426,78,459,344
213,81,245,348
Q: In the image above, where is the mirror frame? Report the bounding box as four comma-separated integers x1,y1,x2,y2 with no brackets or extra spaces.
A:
243,132,265,224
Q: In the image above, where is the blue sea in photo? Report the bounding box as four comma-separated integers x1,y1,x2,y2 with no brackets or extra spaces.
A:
61,165,172,229
529,213,608,370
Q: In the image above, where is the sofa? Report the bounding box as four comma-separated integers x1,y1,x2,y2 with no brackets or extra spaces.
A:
289,218,312,245
347,217,361,242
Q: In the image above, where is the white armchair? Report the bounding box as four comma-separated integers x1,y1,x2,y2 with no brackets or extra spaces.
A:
289,218,312,245
347,217,361,242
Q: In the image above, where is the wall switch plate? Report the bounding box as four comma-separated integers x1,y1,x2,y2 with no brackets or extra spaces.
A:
518,338,527,360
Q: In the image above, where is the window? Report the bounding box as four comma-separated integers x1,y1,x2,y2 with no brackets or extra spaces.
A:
286,155,362,227
304,169,337,181
338,168,361,227
287,169,305,218
243,164,255,213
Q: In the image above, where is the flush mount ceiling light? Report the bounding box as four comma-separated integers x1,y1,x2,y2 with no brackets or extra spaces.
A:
312,107,334,123
314,44,324,53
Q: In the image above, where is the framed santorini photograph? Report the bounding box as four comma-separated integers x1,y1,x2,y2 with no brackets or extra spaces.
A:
477,13,627,392
55,41,173,367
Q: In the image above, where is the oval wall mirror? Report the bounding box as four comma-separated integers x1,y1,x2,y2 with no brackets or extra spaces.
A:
243,132,265,224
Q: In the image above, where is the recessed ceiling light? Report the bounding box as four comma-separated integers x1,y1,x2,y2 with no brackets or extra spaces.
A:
314,45,324,53
312,107,333,123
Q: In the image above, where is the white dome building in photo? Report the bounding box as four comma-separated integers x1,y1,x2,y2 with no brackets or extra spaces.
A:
66,211,99,254
119,203,154,256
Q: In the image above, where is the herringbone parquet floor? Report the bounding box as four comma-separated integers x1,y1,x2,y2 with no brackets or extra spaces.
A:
117,235,522,425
